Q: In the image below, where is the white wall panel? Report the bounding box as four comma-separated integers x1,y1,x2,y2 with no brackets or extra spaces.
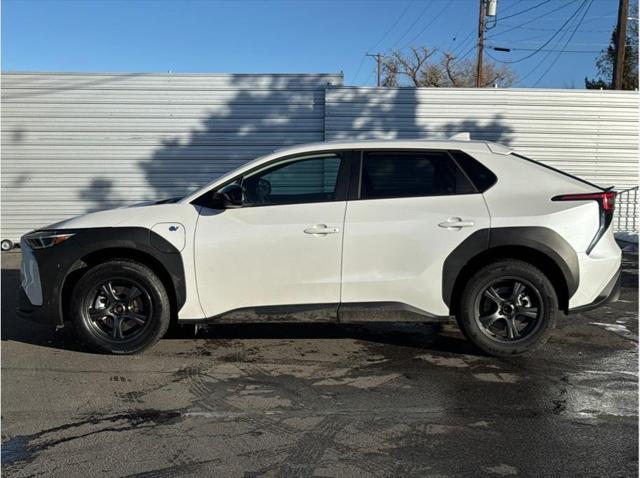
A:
325,86,639,231
1,72,342,241
2,77,638,241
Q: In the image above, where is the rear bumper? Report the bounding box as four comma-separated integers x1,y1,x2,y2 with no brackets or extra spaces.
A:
568,266,621,314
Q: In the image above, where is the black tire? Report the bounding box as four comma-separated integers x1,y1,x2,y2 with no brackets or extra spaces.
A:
456,259,558,357
70,259,171,354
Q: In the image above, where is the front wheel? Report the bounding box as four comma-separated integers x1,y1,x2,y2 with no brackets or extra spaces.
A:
70,259,171,354
456,260,558,357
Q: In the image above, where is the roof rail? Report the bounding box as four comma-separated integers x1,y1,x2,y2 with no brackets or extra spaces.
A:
449,132,471,141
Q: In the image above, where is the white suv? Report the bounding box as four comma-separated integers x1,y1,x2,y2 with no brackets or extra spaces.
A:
18,138,622,356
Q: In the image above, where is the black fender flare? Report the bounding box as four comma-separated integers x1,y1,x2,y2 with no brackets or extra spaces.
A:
442,227,579,308
31,227,186,325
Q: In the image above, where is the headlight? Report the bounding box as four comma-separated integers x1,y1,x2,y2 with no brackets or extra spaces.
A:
24,231,75,249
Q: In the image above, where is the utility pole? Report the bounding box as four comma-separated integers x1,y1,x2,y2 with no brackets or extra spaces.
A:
612,0,629,89
475,0,486,88
366,53,383,87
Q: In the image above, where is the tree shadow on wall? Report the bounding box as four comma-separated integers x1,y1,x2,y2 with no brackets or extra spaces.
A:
80,83,513,211
324,86,513,145
139,75,335,203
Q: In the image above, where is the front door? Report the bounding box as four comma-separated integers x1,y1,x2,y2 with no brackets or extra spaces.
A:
193,152,349,319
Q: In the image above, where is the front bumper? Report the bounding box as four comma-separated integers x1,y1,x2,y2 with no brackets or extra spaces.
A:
16,226,187,327
16,239,75,326
568,266,621,314
17,285,63,326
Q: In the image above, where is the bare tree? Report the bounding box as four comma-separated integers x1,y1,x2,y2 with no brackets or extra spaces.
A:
381,47,517,88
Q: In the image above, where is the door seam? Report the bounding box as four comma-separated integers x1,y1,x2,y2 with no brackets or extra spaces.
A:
338,201,349,305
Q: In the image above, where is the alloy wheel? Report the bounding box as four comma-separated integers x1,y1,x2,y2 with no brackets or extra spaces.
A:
83,278,153,342
473,277,543,343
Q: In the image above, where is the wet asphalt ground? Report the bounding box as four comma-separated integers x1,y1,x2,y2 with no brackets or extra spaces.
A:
1,250,638,477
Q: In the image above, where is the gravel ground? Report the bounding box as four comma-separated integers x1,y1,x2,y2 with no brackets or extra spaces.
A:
1,250,637,477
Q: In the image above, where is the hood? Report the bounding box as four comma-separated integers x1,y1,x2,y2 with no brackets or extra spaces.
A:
44,205,154,230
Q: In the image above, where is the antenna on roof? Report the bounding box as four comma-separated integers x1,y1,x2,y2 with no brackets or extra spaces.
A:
449,132,471,141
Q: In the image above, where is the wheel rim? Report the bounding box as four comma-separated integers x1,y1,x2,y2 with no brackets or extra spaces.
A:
473,277,543,343
83,278,153,342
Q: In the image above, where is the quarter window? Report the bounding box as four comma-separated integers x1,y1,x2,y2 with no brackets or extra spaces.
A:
450,150,497,192
360,151,475,199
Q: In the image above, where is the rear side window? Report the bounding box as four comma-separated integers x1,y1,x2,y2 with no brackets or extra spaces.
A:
450,150,497,192
360,151,475,200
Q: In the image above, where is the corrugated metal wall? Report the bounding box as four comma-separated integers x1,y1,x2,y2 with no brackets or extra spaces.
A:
2,76,638,241
1,72,342,241
325,87,638,188
325,86,639,231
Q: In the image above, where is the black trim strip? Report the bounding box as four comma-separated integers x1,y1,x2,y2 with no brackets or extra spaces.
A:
442,229,490,307
568,266,621,313
338,302,451,323
442,226,580,308
183,301,451,324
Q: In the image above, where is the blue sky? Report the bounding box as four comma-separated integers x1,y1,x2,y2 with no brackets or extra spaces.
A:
1,0,625,88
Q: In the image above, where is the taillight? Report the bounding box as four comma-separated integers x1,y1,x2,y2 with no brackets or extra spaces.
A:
552,190,616,254
552,191,616,212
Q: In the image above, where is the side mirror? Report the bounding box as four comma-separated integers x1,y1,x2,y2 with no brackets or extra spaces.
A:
214,183,243,209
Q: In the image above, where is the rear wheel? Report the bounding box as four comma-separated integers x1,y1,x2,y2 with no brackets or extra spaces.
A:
456,259,558,356
70,259,171,354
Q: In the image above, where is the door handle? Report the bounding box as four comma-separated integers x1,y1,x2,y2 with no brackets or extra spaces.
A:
438,217,475,229
304,224,340,235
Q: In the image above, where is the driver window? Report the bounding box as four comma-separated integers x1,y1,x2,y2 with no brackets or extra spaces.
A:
241,154,342,206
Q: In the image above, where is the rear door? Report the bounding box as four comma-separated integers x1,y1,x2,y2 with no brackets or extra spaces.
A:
341,149,490,316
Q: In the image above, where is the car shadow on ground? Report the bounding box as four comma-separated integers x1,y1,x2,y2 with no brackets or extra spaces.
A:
1,266,479,356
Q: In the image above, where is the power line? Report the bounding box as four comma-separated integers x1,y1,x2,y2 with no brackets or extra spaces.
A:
451,41,480,67
543,15,617,22
492,47,600,53
497,23,611,33
450,29,476,56
402,1,452,50
353,0,415,82
511,1,587,86
486,0,579,40
532,0,595,85
387,0,434,51
507,40,626,47
498,0,554,21
485,0,590,64
499,0,526,15
370,0,416,52
446,19,467,51
365,68,376,86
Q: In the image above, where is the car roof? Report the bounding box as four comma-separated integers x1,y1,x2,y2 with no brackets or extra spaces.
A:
269,138,512,156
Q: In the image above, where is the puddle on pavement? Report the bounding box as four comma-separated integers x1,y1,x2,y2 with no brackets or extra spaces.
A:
1,435,34,465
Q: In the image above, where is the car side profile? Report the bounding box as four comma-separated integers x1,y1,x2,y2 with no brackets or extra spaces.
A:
17,137,622,356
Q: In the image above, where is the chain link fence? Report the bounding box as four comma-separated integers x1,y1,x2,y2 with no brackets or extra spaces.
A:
615,186,639,233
